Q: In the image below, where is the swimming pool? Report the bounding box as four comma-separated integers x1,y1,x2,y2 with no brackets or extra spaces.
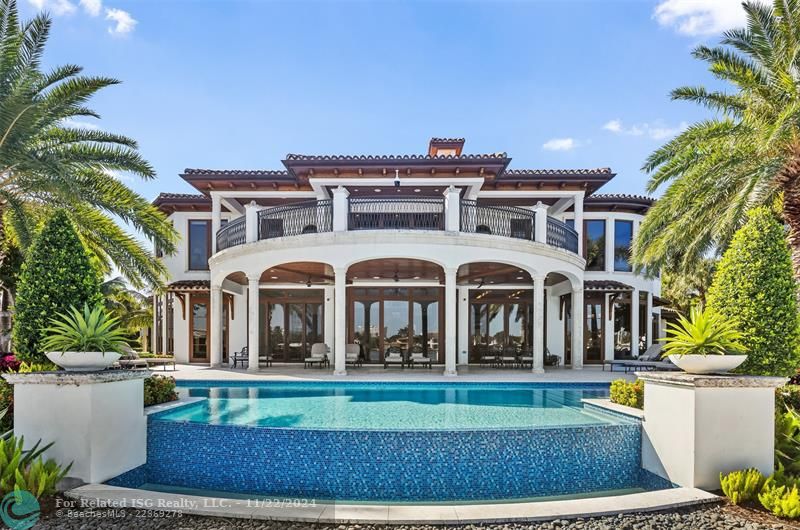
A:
109,381,671,502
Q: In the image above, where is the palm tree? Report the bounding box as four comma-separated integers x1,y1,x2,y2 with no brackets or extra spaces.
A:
0,0,176,289
633,0,800,280
100,277,153,336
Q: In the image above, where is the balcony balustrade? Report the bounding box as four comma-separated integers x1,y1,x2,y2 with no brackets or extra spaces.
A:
215,197,579,255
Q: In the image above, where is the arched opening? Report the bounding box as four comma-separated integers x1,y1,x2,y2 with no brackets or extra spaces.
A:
258,262,333,363
346,258,444,364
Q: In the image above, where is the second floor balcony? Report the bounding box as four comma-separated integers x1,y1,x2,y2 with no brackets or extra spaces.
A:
216,196,579,254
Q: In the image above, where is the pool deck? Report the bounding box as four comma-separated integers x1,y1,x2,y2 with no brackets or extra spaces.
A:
67,484,719,524
157,363,634,383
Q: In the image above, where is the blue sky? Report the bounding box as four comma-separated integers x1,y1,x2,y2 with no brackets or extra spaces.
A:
29,0,752,200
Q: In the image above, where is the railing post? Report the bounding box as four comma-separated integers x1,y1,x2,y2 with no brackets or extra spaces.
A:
534,201,548,243
245,201,258,243
443,186,460,232
332,186,350,232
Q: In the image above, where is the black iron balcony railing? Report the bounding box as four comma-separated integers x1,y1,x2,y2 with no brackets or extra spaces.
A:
547,217,580,254
216,216,246,251
460,200,536,241
348,197,445,231
257,199,333,241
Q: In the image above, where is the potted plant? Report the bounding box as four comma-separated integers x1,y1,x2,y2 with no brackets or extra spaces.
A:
661,305,747,374
41,304,130,371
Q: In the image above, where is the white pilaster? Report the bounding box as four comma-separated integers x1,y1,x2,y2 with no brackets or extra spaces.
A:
605,218,614,273
209,284,223,367
443,186,461,232
161,294,168,355
332,186,350,232
604,293,615,363
247,276,260,371
574,192,584,255
245,201,258,243
532,275,545,373
646,291,653,347
631,287,640,358
533,202,548,244
444,268,457,376
211,194,221,254
324,286,335,351
151,294,157,354
571,287,584,369
457,287,469,365
333,267,347,375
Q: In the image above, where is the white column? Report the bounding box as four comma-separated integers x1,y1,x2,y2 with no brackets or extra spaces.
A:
210,284,223,367
247,276,260,371
572,287,584,369
443,186,461,232
245,201,258,243
444,268,457,376
333,267,347,375
605,218,614,273
151,294,158,354
211,194,221,254
574,192,584,255
631,288,640,358
604,293,615,362
532,275,545,373
533,202,548,244
646,291,653,347
457,287,469,365
324,286,335,351
161,294,168,355
332,186,350,232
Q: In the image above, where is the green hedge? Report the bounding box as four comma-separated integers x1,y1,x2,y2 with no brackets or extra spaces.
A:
609,379,644,409
144,375,178,407
707,207,800,376
12,211,102,362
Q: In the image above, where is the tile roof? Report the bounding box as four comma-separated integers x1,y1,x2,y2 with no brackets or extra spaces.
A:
153,192,208,201
586,193,655,203
182,169,290,177
584,280,634,292
283,153,508,161
430,137,465,143
168,280,210,290
504,168,613,176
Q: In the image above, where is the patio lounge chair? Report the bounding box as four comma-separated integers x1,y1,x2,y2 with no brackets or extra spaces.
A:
384,347,405,369
603,343,675,373
345,344,362,367
304,343,329,368
499,346,519,368
118,345,175,371
231,346,249,368
408,348,432,369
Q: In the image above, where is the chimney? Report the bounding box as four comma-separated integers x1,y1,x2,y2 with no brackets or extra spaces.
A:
428,137,465,157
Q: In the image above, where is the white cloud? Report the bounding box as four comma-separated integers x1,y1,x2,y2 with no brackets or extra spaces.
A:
79,0,102,16
602,119,688,140
542,138,577,152
653,0,768,36
27,0,76,16
61,118,101,130
105,7,136,35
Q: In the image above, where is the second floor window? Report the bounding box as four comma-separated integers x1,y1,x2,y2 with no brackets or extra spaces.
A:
584,220,606,271
188,220,210,270
614,220,633,272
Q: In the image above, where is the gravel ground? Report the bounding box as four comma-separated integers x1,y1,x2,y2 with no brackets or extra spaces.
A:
33,502,800,530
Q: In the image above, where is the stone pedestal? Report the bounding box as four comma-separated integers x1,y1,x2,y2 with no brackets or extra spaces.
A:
638,371,785,490
3,370,149,484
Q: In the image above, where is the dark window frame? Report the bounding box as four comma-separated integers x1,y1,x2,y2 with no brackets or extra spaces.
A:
188,219,211,271
614,220,634,272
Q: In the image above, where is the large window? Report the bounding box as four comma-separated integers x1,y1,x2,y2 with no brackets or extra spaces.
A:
614,220,633,272
190,294,208,362
584,294,604,363
584,220,606,271
188,220,211,270
613,294,632,359
260,290,324,363
468,290,534,362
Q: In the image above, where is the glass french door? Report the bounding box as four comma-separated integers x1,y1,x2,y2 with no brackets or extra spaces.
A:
260,290,324,362
468,290,533,363
584,294,605,364
190,294,209,363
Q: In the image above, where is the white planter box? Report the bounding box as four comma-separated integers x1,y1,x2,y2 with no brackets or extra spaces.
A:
46,351,121,371
668,354,747,374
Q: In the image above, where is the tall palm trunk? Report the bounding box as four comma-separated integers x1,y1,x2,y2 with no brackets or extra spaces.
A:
780,146,800,282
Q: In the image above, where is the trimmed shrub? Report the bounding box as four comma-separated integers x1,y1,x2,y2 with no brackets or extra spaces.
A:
609,379,644,409
720,468,766,505
707,207,800,376
759,474,800,519
12,211,102,362
144,375,178,407
777,386,800,414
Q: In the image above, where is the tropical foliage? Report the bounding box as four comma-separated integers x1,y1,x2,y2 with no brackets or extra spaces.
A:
720,468,766,505
632,0,800,280
776,408,800,476
41,304,130,354
144,375,178,407
660,305,745,357
0,0,176,289
609,379,644,409
707,208,800,376
101,277,152,337
12,211,101,361
661,258,716,314
759,471,800,519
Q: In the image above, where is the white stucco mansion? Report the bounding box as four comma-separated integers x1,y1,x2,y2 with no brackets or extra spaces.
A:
151,138,663,374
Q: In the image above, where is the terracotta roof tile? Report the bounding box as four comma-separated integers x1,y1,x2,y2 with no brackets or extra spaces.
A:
168,280,210,290
284,153,508,161
586,193,655,203
182,169,290,177
585,280,634,292
153,192,208,201
504,168,613,177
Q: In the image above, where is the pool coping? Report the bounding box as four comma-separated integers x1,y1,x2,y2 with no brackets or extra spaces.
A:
66,484,720,524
